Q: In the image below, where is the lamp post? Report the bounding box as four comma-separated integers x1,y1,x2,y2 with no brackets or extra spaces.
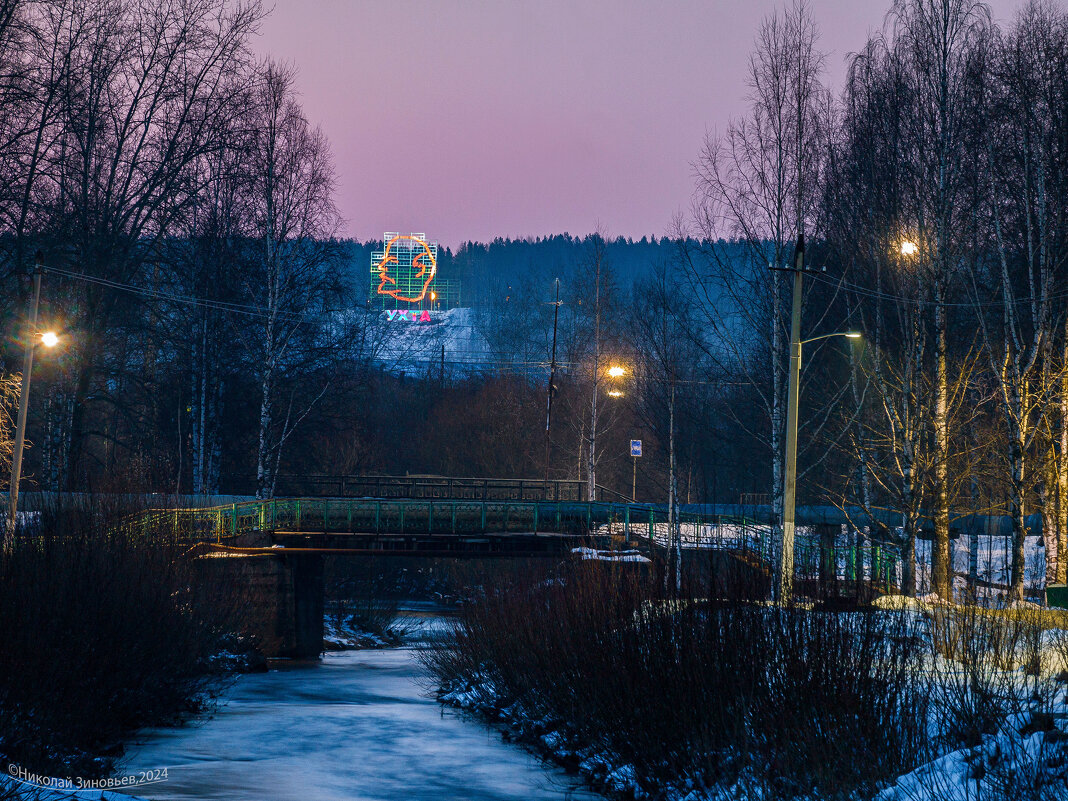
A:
777,328,861,603
7,253,58,532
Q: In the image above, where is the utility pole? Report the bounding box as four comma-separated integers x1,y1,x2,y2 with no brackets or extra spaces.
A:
588,259,602,502
544,278,560,485
669,381,680,594
777,235,805,603
8,253,44,532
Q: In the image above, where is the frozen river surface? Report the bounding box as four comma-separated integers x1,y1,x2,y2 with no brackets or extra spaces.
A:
117,644,600,801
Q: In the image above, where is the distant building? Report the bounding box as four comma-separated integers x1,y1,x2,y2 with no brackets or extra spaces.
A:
369,232,461,310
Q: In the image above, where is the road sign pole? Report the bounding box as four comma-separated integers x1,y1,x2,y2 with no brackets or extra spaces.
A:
629,439,642,502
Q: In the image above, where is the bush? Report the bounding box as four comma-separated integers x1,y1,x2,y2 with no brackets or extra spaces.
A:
423,562,930,800
0,500,249,777
904,606,1068,801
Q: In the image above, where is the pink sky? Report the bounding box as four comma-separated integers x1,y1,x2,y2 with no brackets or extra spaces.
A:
255,0,1029,247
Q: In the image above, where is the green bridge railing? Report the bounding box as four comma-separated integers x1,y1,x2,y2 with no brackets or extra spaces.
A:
132,497,901,589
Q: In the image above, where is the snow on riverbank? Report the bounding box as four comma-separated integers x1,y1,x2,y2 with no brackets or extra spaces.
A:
436,608,1068,801
322,610,406,650
438,679,646,798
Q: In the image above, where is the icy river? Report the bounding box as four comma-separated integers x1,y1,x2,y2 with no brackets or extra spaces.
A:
116,620,600,801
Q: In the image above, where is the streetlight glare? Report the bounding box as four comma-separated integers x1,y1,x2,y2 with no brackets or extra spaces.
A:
607,390,624,397
40,331,58,348
845,331,862,339
607,365,626,378
900,241,918,256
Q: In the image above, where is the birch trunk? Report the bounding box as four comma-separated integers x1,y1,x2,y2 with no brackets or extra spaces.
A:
932,281,952,598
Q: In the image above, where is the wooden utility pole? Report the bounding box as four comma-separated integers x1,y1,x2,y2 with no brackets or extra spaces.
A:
544,278,560,484
777,236,805,603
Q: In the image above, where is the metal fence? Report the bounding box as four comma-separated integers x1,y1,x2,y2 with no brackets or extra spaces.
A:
130,497,900,589
271,475,585,502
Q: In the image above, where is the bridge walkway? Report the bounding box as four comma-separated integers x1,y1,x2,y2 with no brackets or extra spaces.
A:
133,497,901,588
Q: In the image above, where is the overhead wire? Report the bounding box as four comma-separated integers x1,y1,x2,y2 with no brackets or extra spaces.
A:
42,265,754,384
809,269,1068,309
43,265,591,374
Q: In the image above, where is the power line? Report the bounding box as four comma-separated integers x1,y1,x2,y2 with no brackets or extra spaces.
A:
812,270,1068,309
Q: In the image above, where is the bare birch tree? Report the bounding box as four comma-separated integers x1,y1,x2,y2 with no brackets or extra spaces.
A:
685,0,828,541
244,61,341,499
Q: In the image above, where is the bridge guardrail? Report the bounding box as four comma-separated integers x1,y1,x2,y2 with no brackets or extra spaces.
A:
126,497,901,591
272,475,585,502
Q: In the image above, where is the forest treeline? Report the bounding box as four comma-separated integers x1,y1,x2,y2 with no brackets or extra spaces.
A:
1,0,1067,602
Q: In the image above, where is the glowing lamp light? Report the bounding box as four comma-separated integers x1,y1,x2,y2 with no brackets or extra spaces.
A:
607,390,624,397
40,331,59,348
845,332,862,339
900,241,918,256
430,291,437,301
607,365,626,378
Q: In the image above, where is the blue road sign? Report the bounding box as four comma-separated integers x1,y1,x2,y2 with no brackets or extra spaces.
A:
630,440,642,457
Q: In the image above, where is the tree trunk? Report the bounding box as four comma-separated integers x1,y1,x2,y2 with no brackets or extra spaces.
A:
932,283,952,599
256,365,274,500
1008,428,1027,602
1058,348,1068,584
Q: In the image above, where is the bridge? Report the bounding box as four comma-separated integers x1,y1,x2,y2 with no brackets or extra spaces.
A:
137,495,900,574
132,491,901,659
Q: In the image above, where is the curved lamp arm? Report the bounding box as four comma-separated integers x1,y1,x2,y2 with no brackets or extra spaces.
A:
801,331,862,346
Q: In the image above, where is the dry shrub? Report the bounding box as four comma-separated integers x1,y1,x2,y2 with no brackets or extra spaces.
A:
424,561,929,800
0,498,250,778
913,606,1068,801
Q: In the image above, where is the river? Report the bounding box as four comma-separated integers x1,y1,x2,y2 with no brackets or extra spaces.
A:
115,620,601,801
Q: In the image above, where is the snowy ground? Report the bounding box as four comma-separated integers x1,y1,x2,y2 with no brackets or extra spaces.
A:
609,518,1051,602
439,605,1068,801
367,308,491,372
875,622,1068,801
322,604,407,650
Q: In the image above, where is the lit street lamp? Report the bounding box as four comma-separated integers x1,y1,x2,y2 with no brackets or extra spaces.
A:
900,240,918,256
7,253,59,532
777,328,861,602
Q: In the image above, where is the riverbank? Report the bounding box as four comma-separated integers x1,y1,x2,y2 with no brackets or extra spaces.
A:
423,563,1068,801
0,507,252,782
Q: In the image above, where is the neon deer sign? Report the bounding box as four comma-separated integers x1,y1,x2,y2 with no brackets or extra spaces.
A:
374,234,437,303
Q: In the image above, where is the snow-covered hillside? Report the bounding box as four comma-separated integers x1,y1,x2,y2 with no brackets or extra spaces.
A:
367,308,492,372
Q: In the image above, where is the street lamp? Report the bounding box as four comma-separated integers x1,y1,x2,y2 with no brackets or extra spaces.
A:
900,240,918,256
607,365,626,378
7,253,58,533
777,329,861,602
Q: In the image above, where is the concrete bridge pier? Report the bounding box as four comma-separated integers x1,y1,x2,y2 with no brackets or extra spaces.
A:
199,550,324,660
289,552,324,659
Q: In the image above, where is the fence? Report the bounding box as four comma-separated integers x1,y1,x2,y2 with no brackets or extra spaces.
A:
129,498,901,593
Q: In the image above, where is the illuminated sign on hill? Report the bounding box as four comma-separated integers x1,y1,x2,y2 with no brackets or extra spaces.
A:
372,233,437,303
385,309,432,322
369,232,462,311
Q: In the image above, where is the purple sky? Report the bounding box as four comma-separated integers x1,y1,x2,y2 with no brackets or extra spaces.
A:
255,0,1028,247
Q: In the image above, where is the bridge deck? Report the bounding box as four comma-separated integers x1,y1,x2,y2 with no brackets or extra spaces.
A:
132,497,902,588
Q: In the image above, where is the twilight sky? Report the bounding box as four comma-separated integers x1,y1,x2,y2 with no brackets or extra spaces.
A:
255,0,1028,247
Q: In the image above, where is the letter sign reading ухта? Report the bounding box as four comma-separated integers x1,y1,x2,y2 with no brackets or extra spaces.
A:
631,440,642,457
